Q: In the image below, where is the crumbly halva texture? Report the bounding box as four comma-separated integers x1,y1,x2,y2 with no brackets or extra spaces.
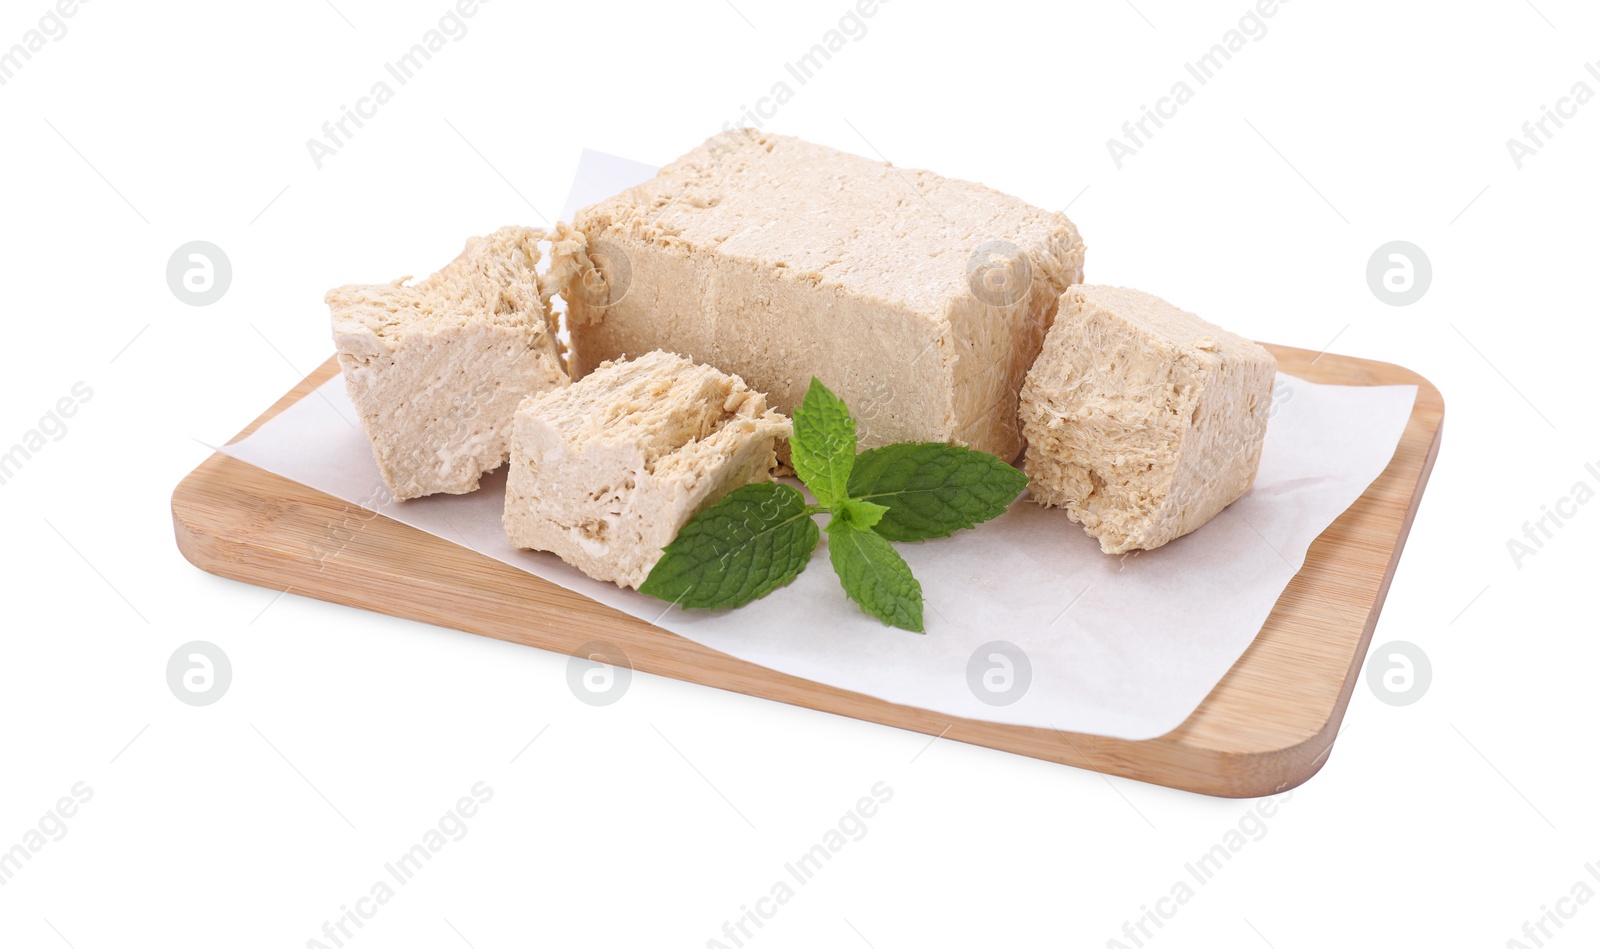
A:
1018,285,1277,554
502,350,791,589
329,225,582,500
564,129,1087,461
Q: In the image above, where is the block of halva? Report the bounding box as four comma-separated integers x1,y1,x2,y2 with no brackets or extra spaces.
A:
503,350,791,588
328,226,576,500
566,130,1086,460
1019,285,1276,554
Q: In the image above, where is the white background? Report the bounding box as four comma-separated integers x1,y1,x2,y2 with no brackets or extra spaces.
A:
1,0,1595,946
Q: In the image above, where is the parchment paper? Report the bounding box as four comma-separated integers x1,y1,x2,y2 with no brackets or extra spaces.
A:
220,150,1418,741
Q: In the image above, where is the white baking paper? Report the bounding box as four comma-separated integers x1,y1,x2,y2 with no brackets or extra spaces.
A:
220,150,1418,741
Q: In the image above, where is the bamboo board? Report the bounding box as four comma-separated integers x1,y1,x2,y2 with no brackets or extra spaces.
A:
172,345,1443,797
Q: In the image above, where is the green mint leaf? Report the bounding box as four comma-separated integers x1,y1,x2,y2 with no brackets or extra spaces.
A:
639,482,819,609
847,442,1029,542
790,377,857,508
835,497,889,531
826,519,924,632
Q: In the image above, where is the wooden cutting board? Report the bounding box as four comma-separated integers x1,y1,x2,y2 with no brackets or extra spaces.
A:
172,345,1443,797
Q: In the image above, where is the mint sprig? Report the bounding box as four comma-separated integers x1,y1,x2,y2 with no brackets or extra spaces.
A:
640,378,1027,632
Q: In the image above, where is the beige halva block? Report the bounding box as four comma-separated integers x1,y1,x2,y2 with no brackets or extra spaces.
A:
1019,285,1276,554
329,225,578,500
503,350,791,589
565,129,1087,460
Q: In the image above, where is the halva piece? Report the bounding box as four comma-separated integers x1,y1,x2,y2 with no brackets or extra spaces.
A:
503,350,791,589
566,130,1086,460
1018,285,1277,554
328,225,575,500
